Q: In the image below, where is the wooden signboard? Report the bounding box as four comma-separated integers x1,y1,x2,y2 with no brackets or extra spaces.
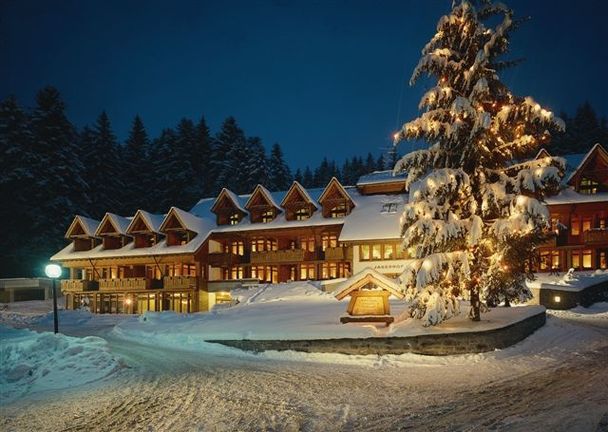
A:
335,268,404,325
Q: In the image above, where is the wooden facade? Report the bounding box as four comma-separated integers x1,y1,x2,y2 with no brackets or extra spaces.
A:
51,145,608,314
537,144,608,272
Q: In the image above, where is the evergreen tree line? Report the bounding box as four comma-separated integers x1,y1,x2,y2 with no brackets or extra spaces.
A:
551,102,608,155
0,86,387,277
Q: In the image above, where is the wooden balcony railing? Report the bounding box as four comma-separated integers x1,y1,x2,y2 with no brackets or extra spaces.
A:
163,276,198,290
251,249,306,264
324,246,352,261
61,279,98,292
584,228,608,245
98,278,151,291
208,252,243,267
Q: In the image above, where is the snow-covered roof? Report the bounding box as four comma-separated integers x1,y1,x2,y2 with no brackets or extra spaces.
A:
339,194,405,241
244,184,283,210
210,188,248,214
545,188,608,205
160,207,212,234
95,213,132,236
334,267,404,300
135,210,166,233
65,215,100,239
280,181,319,209
565,143,606,184
356,170,407,186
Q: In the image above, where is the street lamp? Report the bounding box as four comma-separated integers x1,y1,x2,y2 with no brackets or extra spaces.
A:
45,263,62,334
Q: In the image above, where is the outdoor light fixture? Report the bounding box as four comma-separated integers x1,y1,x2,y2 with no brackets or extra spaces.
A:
125,297,133,306
44,263,62,334
554,295,561,303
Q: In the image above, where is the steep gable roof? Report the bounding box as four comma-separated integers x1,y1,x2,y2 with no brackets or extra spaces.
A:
567,143,608,184
280,181,318,209
244,184,282,210
210,188,248,214
95,213,131,237
65,215,100,239
126,210,164,234
318,177,354,206
334,267,404,300
159,206,209,233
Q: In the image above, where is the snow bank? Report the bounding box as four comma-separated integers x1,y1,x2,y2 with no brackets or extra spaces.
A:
527,270,608,292
111,282,544,352
0,326,123,404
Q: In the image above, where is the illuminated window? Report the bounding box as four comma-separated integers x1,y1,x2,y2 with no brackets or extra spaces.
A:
372,244,382,260
551,251,560,270
320,263,350,279
295,208,310,221
571,218,580,236
330,204,348,218
600,252,606,269
572,251,580,269
251,237,277,252
582,249,592,269
261,210,275,223
321,233,338,250
540,251,549,270
299,264,316,280
582,218,592,233
360,245,370,261
580,178,599,194
299,236,315,252
600,218,606,230
229,213,240,225
230,266,243,280
383,244,395,260
251,266,277,283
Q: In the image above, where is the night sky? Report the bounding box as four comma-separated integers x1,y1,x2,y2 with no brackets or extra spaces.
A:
2,0,607,169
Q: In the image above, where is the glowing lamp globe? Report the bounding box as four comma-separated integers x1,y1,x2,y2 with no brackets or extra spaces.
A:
45,264,62,279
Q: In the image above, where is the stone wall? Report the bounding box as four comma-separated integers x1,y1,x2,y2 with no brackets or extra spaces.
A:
208,310,546,356
534,280,608,310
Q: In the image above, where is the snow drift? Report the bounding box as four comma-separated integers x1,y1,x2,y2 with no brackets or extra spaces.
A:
0,326,122,404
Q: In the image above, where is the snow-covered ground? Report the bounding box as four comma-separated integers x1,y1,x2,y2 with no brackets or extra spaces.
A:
527,269,608,292
1,294,607,431
109,282,543,348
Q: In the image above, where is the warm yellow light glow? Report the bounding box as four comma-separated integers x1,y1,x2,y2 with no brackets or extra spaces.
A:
393,132,400,140
125,297,133,305
554,295,561,303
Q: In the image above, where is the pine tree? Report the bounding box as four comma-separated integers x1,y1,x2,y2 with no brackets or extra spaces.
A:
212,117,247,193
376,154,385,171
393,1,564,325
29,86,90,272
294,168,303,184
194,116,213,197
365,152,377,174
341,158,354,185
267,142,292,191
122,115,150,213
166,118,200,208
245,136,269,191
148,128,176,212
82,112,123,217
302,166,314,188
0,96,37,276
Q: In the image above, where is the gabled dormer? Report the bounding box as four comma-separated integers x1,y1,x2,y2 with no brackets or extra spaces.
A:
245,185,281,223
318,177,355,218
211,188,247,225
126,210,165,248
280,181,318,221
65,215,100,251
534,148,551,160
159,207,201,246
567,143,608,194
95,213,132,250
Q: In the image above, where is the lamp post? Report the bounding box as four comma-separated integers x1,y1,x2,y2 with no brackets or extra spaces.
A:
45,263,62,334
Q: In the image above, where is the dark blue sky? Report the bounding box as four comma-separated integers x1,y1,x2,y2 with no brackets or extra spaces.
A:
2,0,607,169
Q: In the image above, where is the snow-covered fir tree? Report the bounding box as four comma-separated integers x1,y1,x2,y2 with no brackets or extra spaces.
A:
122,115,150,213
393,0,565,325
245,136,269,191
268,143,292,190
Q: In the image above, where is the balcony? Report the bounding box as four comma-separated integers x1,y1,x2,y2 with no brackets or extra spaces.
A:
251,249,308,264
61,279,98,292
164,275,199,290
208,252,244,267
324,246,352,261
98,278,153,291
583,228,608,245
